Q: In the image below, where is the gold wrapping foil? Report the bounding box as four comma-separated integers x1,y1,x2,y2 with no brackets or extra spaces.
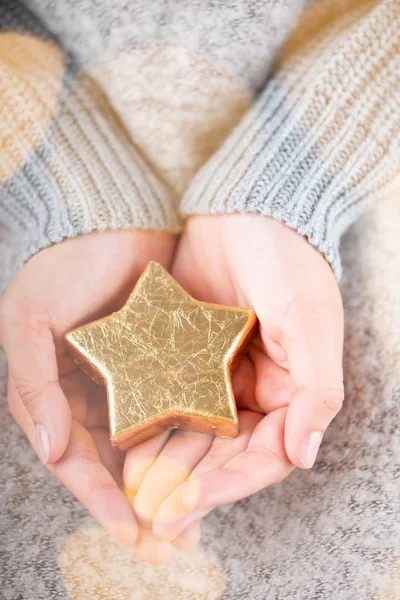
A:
65,262,257,450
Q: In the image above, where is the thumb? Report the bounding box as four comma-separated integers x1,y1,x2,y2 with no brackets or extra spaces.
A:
282,295,344,469
1,308,72,465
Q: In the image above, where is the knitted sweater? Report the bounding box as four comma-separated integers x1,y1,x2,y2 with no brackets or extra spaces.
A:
0,0,399,278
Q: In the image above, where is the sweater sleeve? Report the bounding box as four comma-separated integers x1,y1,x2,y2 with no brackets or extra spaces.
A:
180,0,400,279
0,1,180,266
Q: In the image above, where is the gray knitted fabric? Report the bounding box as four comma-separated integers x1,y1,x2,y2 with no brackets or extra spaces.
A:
0,0,399,275
1,193,400,599
180,0,400,278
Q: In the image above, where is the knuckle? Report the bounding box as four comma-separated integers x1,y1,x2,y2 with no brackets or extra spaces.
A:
86,482,118,507
14,377,41,413
206,441,244,463
22,315,51,340
55,444,99,471
67,446,99,466
324,389,344,415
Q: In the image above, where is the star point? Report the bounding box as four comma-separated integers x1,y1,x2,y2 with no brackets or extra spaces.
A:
66,261,257,450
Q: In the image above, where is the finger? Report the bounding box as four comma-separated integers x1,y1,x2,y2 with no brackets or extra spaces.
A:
134,520,202,565
123,430,171,503
9,378,138,547
282,296,344,469
1,309,71,464
248,344,296,413
133,430,213,525
50,420,138,547
180,408,293,510
153,411,260,540
10,377,121,486
154,483,211,540
231,354,257,412
171,520,202,551
134,528,172,566
134,519,202,564
233,340,296,415
90,427,125,488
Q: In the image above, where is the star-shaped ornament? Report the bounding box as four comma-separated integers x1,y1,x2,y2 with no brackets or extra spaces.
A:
66,262,257,450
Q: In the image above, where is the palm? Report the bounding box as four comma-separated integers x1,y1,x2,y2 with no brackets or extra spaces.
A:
170,216,296,502
126,214,343,557
127,216,307,545
2,230,176,547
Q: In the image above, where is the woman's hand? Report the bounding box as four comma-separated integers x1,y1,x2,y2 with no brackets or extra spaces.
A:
124,214,344,562
0,229,176,547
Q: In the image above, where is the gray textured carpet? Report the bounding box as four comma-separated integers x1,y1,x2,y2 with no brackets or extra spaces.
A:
1,196,400,600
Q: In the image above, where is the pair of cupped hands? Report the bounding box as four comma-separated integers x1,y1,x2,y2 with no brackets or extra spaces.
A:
0,214,344,565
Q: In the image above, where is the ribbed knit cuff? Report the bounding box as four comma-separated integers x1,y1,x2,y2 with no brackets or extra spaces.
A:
180,0,400,280
1,75,180,265
0,1,181,265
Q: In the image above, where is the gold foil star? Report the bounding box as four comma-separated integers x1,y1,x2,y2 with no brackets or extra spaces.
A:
65,262,257,450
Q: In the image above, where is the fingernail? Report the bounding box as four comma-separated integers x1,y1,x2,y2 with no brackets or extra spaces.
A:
299,431,323,468
36,424,50,464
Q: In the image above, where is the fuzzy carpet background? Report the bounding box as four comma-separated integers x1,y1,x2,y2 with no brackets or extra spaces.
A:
0,194,399,599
